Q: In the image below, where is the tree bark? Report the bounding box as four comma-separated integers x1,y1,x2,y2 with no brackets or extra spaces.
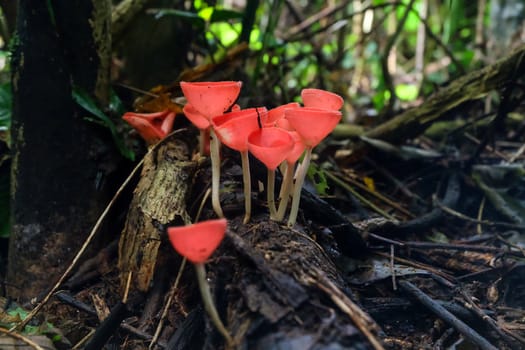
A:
8,0,115,301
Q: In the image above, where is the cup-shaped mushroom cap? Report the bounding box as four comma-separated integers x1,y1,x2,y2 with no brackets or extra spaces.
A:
183,103,211,130
264,102,301,127
275,117,294,131
167,219,227,264
286,131,306,164
212,107,266,152
123,110,176,144
301,88,344,111
180,81,242,118
285,107,341,148
247,127,294,170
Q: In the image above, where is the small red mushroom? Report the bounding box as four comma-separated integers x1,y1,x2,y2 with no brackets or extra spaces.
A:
285,107,342,148
301,88,344,111
284,107,342,226
179,81,243,219
180,81,242,118
247,127,294,220
212,107,266,224
122,110,176,145
263,102,301,127
167,219,234,347
183,103,211,155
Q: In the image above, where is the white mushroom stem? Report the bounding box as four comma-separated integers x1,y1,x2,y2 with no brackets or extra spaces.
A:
275,161,295,221
240,150,251,224
268,169,278,220
194,263,234,347
210,129,224,218
287,147,312,227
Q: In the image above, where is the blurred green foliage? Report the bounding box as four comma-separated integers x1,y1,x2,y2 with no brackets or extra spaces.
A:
155,0,489,114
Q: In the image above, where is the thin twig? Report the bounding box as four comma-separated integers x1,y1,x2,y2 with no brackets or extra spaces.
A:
149,258,187,350
0,327,46,350
326,171,397,220
435,199,525,230
373,251,455,282
303,268,385,350
331,170,414,217
457,290,521,348
399,280,498,350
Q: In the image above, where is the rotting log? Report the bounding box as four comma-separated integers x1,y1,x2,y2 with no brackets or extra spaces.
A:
117,134,379,349
213,220,383,350
364,44,525,143
118,130,197,293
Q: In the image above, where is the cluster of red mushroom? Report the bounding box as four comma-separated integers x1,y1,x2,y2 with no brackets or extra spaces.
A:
121,82,343,345
180,81,343,226
122,81,343,226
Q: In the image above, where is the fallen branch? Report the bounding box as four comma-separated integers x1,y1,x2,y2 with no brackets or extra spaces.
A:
365,45,525,143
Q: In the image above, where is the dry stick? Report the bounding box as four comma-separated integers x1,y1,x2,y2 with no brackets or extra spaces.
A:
122,270,133,304
363,156,423,202
327,171,413,218
148,258,187,350
372,233,525,258
0,327,45,350
373,251,454,282
56,291,167,347
325,171,396,220
399,280,498,350
464,132,511,161
435,199,525,230
389,245,397,291
303,268,385,350
149,187,210,349
72,329,96,349
457,290,522,347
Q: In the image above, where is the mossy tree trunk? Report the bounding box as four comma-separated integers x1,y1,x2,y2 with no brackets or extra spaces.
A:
8,0,114,301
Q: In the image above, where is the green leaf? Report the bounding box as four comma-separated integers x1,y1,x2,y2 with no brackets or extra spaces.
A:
307,162,329,196
210,8,243,22
150,8,205,28
395,83,418,101
108,89,126,117
72,87,135,161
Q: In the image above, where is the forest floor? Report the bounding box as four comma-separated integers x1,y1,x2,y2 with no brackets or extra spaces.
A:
4,52,525,350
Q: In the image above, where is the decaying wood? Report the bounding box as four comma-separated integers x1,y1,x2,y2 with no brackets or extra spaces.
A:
118,131,197,293
168,218,383,349
364,44,525,143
